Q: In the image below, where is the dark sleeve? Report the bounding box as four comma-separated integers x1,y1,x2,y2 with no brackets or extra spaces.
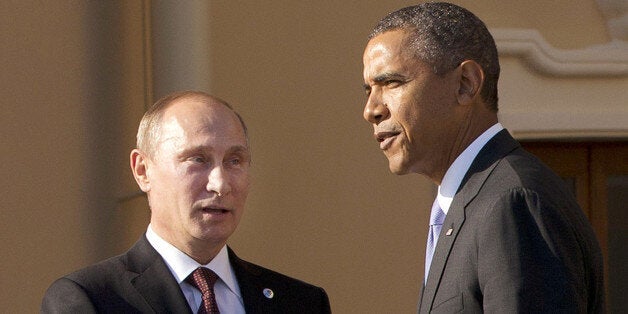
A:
41,277,98,314
317,286,332,314
477,188,576,313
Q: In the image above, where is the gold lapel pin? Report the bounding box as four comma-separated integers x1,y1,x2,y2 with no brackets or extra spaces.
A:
446,228,453,236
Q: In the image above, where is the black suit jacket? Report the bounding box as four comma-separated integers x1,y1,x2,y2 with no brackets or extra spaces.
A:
419,130,605,313
41,235,331,313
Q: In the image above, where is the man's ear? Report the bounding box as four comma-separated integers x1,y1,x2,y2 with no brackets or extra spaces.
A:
456,60,484,106
130,149,151,192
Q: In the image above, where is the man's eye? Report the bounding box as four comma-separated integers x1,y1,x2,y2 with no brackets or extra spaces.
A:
228,158,241,166
189,156,206,163
385,80,402,87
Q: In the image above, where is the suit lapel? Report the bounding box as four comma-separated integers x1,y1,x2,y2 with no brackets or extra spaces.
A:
420,130,520,313
420,190,469,313
126,235,193,314
228,247,270,312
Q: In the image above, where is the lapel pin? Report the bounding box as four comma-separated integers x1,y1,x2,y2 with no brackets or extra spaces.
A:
263,288,274,299
446,228,453,236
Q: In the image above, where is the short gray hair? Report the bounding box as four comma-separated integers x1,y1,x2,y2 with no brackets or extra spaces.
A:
136,91,249,157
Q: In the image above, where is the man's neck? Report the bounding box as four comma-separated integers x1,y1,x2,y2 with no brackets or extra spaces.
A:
430,111,498,185
150,223,224,264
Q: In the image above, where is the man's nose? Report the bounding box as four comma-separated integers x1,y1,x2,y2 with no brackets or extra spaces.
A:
206,166,231,196
363,92,389,125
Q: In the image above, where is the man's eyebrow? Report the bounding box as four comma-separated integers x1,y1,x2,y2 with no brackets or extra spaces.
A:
228,145,251,156
178,145,207,156
231,145,249,152
364,72,406,90
372,72,405,83
177,145,250,157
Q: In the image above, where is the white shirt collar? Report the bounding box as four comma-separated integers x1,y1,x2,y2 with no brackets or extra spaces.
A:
145,225,241,298
438,123,504,214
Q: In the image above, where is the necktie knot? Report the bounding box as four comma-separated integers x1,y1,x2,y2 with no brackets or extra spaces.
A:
186,267,220,314
187,267,219,294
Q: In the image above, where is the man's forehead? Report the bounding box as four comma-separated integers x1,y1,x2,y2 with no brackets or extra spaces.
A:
162,116,244,139
155,127,248,157
367,29,411,50
159,102,245,141
364,37,404,77
164,98,235,124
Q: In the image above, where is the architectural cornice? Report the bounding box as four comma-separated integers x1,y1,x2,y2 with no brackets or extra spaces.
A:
492,28,628,77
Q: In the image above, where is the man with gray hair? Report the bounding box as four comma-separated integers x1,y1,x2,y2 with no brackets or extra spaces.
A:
42,91,331,313
362,3,604,312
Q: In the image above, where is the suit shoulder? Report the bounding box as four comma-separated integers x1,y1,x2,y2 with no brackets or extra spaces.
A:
42,252,150,313
232,256,331,313
43,251,140,306
62,253,130,287
42,276,98,313
41,255,128,313
237,258,324,290
499,147,554,178
486,147,568,194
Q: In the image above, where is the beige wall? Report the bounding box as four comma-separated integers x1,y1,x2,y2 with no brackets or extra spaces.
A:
1,1,625,313
1,1,150,311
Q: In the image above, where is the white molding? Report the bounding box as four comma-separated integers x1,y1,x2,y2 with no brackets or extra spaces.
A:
595,0,628,41
492,28,628,77
499,111,628,140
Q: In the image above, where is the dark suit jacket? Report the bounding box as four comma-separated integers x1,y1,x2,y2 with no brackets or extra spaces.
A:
41,236,331,314
419,130,605,313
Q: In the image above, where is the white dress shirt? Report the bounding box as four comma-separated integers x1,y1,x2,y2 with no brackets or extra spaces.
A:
437,123,504,215
146,225,246,314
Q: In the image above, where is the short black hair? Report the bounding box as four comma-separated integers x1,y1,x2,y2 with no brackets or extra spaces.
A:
369,2,500,111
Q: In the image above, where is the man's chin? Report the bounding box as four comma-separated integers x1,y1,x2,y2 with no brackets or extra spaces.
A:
388,160,411,175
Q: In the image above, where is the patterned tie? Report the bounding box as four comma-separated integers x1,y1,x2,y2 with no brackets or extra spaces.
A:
424,199,446,284
186,267,220,314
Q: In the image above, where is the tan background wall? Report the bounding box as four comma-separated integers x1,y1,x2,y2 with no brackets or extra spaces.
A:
1,1,625,313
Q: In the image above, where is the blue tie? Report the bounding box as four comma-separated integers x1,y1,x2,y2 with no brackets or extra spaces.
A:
425,199,446,284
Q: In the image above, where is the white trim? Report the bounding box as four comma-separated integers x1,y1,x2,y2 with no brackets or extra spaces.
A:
595,0,628,41
492,28,628,77
500,111,628,140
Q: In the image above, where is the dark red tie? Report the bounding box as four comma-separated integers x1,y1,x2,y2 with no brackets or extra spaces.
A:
186,267,220,314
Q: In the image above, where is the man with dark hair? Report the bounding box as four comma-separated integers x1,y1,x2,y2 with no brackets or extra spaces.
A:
42,91,331,313
362,3,604,313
